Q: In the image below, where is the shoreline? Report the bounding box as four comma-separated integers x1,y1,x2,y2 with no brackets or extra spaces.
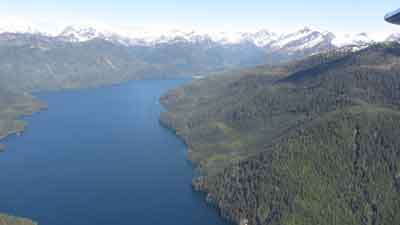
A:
158,96,237,225
158,115,233,224
159,112,238,225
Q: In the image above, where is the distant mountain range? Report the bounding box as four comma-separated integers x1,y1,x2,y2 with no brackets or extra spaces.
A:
0,24,399,95
47,25,385,49
0,24,398,65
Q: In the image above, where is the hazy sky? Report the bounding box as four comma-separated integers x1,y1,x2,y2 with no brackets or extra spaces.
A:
0,0,399,34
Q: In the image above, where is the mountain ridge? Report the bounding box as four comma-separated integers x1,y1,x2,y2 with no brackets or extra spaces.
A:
55,25,383,50
0,24,395,57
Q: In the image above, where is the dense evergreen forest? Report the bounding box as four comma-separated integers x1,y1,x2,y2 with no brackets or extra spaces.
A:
160,42,400,225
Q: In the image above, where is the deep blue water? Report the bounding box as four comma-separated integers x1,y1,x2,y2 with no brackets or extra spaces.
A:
0,80,229,225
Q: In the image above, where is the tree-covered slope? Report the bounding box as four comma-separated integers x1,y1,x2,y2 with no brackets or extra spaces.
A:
160,42,400,225
195,106,400,225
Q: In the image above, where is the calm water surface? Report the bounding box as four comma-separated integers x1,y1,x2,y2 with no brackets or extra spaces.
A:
0,80,230,225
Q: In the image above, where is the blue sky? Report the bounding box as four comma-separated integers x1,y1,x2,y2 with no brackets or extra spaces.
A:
0,0,399,33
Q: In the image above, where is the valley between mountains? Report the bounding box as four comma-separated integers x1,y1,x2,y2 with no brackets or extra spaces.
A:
0,26,386,151
2,25,400,225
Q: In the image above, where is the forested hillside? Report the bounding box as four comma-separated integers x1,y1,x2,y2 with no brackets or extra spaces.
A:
160,42,400,225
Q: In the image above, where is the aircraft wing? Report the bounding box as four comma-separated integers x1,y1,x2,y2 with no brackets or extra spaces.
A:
385,8,400,24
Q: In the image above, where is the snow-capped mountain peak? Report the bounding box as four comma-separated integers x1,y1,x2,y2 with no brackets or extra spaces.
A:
332,32,375,47
56,24,214,46
270,27,332,51
240,29,279,47
0,23,397,56
59,25,103,42
50,25,393,52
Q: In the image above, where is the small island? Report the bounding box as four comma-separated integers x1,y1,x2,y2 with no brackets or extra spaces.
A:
0,214,37,225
